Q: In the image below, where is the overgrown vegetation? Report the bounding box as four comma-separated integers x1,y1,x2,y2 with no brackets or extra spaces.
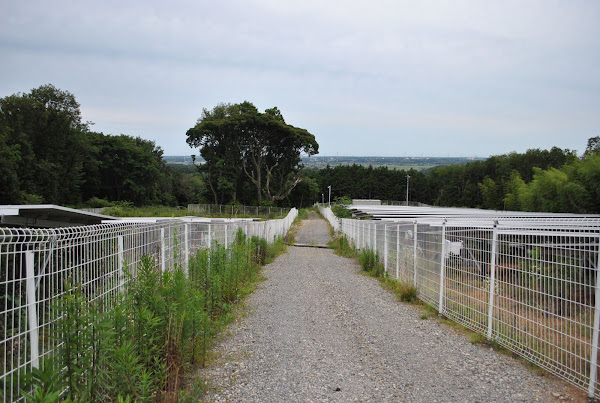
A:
329,235,356,258
21,230,287,402
356,248,418,302
358,248,384,277
330,196,353,218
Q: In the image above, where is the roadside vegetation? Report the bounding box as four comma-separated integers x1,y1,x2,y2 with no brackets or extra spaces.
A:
22,230,288,402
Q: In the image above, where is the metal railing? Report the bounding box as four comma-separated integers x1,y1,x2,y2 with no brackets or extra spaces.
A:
0,209,297,402
187,204,287,217
324,207,600,399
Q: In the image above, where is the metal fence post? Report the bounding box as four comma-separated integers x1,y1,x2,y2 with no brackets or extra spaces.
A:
396,224,400,280
225,224,228,249
160,228,166,272
208,224,212,249
588,247,600,398
25,251,40,369
361,222,365,250
384,224,388,274
413,222,418,287
487,224,498,339
373,223,377,252
438,221,447,314
118,235,124,291
184,224,189,276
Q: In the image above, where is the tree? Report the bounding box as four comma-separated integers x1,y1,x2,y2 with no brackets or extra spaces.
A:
186,102,318,204
0,84,89,204
584,136,600,156
186,104,244,204
478,177,503,210
94,134,170,205
0,123,21,203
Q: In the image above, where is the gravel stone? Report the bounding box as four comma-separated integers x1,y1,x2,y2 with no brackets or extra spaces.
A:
195,213,586,402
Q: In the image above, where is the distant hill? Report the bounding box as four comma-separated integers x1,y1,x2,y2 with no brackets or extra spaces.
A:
164,155,483,171
300,156,485,171
163,155,204,165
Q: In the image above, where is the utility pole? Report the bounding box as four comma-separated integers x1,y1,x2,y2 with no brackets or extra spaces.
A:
328,185,332,207
322,193,324,204
406,175,411,206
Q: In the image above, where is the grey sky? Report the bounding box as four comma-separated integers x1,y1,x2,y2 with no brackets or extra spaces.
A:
1,0,599,157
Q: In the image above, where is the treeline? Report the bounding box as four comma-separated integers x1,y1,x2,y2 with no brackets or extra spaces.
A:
310,141,600,213
0,84,204,206
2,84,598,214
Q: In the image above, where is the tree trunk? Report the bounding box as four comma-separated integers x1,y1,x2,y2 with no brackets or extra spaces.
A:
256,169,262,203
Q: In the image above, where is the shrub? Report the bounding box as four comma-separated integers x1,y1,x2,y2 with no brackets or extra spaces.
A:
359,248,384,277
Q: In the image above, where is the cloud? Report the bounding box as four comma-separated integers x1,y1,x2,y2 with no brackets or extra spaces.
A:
1,0,599,156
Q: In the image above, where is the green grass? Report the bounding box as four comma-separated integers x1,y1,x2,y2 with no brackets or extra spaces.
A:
297,208,309,220
328,235,356,258
381,277,418,303
469,332,488,345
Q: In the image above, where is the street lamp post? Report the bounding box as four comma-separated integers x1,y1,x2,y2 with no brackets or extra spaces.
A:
328,185,332,207
406,175,411,205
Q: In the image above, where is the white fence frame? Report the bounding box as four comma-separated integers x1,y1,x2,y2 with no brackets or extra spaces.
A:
1,209,297,402
320,206,600,399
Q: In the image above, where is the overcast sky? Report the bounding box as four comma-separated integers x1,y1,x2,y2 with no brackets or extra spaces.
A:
1,1,599,157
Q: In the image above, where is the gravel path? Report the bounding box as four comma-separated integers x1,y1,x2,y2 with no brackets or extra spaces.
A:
293,211,332,247
195,213,585,402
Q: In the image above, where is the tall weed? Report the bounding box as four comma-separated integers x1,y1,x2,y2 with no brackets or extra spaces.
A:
359,248,384,277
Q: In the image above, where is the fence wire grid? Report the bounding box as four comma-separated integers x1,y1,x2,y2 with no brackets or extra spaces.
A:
319,205,600,399
1,209,297,402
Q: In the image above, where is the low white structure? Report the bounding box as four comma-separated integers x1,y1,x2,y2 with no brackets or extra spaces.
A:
351,199,381,206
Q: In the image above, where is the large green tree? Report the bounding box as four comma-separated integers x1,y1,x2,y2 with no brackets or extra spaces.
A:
0,84,180,207
186,102,318,204
0,84,89,204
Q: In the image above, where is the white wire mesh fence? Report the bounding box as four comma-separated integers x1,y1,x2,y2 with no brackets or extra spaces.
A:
317,204,341,232
0,209,297,402
332,210,600,399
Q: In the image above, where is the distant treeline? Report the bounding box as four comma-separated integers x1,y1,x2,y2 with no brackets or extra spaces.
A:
300,155,485,170
308,142,600,213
